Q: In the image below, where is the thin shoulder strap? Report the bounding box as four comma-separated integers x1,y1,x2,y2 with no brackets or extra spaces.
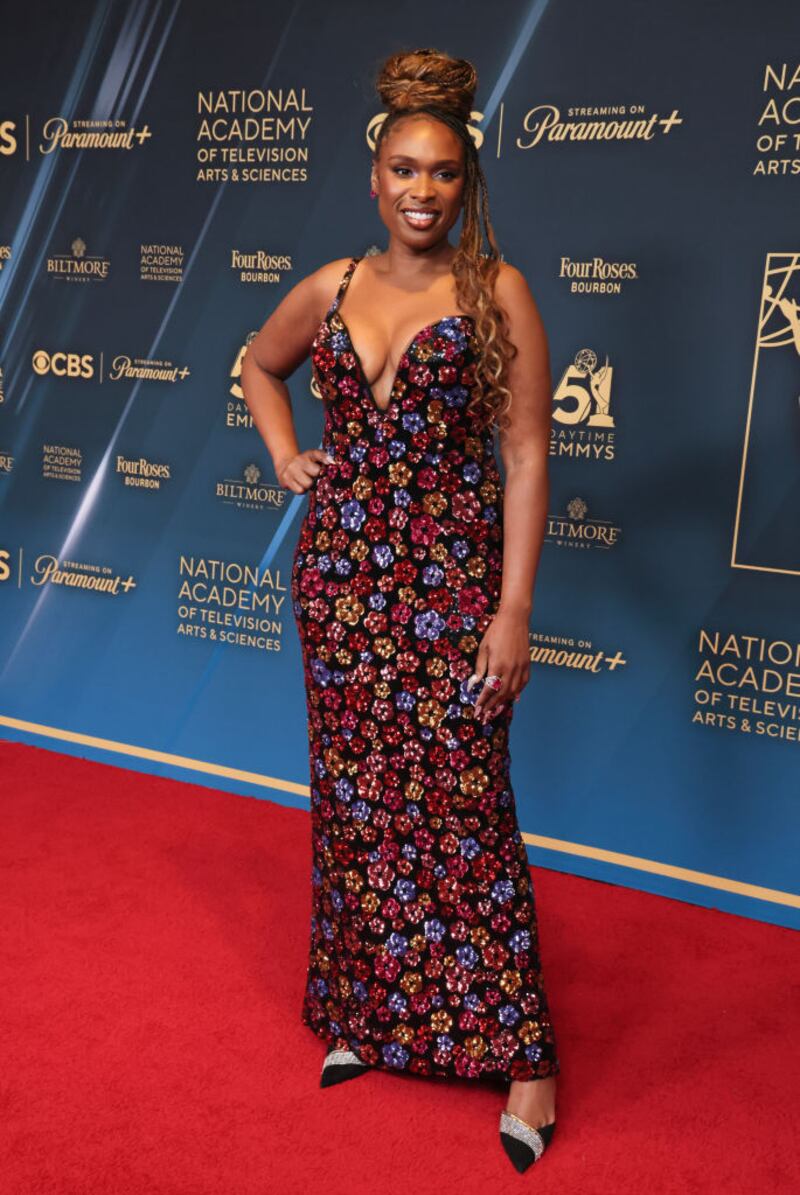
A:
331,256,362,310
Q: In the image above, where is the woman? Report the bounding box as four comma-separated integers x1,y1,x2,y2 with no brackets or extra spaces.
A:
241,48,559,1173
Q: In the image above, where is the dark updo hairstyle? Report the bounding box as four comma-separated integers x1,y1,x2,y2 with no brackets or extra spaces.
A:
373,47,516,432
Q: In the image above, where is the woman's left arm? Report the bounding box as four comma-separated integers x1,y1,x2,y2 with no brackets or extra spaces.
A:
471,263,552,723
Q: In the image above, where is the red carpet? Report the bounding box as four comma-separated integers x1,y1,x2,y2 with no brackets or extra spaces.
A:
1,738,797,1194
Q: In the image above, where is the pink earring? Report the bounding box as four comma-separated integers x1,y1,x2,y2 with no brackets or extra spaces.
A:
370,185,377,198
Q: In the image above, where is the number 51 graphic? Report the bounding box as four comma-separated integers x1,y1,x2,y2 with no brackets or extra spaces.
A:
552,348,615,427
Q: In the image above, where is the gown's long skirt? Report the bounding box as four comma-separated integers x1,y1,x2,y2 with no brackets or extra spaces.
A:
289,257,560,1084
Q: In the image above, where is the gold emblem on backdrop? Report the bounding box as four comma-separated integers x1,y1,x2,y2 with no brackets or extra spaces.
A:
514,104,682,151
0,120,17,155
177,554,286,652
754,63,800,178
732,253,800,575
140,244,184,283
42,444,83,482
553,349,614,426
46,236,110,281
366,111,485,151
550,349,616,462
196,88,311,184
529,629,627,674
29,554,137,595
545,497,621,550
214,463,287,512
115,454,171,490
227,334,258,430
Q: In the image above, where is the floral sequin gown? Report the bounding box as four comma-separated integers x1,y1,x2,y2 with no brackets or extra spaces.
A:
290,255,560,1083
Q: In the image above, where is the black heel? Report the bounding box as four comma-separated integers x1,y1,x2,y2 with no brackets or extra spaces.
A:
320,1047,369,1088
499,1110,557,1172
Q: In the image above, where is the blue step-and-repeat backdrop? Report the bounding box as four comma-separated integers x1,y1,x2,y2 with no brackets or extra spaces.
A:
1,0,798,930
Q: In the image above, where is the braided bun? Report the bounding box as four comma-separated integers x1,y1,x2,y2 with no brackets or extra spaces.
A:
375,48,476,125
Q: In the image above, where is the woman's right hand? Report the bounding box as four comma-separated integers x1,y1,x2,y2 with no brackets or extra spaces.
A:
277,448,335,494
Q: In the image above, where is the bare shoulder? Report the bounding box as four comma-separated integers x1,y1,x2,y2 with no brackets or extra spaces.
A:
305,255,356,309
243,254,355,379
494,259,538,308
311,254,355,285
494,258,545,333
277,255,355,321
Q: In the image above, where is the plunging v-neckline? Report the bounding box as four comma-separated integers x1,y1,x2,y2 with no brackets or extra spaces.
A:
329,256,474,415
333,308,475,415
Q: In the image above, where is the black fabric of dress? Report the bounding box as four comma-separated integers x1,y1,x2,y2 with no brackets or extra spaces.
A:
290,256,560,1083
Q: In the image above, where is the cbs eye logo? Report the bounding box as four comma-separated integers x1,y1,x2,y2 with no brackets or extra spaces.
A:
32,349,94,379
0,121,17,156
365,110,485,152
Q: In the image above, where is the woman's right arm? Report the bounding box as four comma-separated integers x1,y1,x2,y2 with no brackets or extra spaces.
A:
240,263,342,494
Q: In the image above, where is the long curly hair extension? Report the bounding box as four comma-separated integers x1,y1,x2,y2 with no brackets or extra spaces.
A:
372,47,516,433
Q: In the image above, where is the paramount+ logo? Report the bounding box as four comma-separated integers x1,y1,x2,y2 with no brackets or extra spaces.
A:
32,348,94,379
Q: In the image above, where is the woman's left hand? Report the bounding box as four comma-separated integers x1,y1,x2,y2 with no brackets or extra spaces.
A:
468,609,531,724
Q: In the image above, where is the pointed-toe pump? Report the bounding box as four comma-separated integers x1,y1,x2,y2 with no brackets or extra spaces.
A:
320,1047,369,1088
499,1110,556,1172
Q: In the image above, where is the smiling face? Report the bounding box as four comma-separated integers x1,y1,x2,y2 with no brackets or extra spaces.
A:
371,114,467,247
